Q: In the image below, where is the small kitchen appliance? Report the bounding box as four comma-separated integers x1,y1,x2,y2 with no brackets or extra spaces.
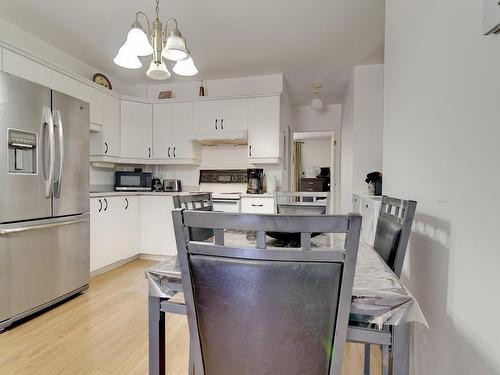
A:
115,171,152,191
246,168,264,194
152,178,163,192
163,179,182,192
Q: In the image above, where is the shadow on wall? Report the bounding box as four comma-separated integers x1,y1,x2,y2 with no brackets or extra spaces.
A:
407,213,499,375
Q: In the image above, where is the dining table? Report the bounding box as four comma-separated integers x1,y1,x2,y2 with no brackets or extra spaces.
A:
145,230,427,375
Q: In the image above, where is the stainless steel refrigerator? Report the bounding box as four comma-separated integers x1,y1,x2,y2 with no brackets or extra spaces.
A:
0,73,90,331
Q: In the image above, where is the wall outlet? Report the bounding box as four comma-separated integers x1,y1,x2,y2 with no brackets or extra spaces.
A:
483,0,500,35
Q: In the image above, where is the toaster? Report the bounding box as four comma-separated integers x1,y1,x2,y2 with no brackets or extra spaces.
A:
163,179,182,192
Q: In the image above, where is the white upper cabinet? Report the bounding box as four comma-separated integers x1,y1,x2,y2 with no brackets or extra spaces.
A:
193,100,219,131
152,103,173,158
100,93,120,157
172,102,197,159
248,96,281,161
152,102,199,161
219,98,248,131
193,98,248,132
121,100,153,159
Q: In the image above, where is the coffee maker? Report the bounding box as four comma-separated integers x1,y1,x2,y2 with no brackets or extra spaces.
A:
246,168,264,194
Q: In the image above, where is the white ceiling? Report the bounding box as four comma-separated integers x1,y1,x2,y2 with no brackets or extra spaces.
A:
0,0,385,105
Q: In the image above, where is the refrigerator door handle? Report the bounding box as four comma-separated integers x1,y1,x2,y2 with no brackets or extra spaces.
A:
53,110,64,198
0,214,90,236
40,106,55,198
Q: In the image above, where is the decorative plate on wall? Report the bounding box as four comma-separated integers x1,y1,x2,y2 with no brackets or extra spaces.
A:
93,73,112,90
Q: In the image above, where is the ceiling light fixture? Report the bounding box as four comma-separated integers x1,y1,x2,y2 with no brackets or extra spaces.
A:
114,0,197,80
310,83,324,111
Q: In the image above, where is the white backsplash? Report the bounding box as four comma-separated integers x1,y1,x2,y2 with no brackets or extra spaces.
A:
90,145,284,192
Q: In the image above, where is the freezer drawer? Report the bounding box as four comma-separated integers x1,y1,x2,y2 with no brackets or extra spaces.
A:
0,214,90,327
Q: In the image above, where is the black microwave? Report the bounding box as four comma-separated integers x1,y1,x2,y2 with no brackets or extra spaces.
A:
115,171,152,191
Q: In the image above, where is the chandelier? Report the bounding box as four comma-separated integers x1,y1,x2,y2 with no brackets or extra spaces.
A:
113,0,198,80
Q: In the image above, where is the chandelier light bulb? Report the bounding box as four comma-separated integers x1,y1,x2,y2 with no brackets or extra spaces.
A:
162,32,189,61
114,1,195,79
127,27,153,56
113,44,142,69
173,56,198,76
310,97,324,111
146,60,171,80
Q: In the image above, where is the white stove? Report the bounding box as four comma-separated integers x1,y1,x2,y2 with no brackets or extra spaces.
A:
199,170,247,213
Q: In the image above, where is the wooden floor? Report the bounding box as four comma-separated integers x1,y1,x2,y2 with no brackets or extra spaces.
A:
0,259,381,374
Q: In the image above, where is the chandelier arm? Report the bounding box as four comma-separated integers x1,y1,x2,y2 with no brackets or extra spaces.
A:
135,11,151,36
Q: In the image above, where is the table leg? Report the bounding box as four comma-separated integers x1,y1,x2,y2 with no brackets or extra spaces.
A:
149,296,166,375
391,323,410,375
364,344,371,375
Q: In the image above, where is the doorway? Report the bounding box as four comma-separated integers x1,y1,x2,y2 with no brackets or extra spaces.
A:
290,131,338,213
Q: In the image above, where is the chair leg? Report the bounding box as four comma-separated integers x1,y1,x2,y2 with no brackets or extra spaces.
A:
364,344,370,375
381,345,390,375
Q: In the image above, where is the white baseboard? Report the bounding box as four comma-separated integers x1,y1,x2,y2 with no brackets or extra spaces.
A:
138,253,176,261
90,252,175,278
90,254,139,278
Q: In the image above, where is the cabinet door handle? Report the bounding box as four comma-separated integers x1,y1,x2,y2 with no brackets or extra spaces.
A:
215,119,218,130
104,198,108,211
148,147,151,158
98,199,102,212
221,118,224,130
125,198,129,210
173,147,176,157
251,204,264,207
249,145,252,157
104,142,109,154
168,147,171,157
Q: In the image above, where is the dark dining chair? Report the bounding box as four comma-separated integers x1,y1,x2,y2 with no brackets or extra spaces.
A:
172,209,362,375
373,196,417,278
354,196,417,375
173,193,214,242
275,191,330,215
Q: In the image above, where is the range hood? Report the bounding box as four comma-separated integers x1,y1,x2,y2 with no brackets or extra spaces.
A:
191,129,248,146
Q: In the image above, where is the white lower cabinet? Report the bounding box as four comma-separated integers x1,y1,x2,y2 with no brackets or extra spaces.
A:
90,196,139,273
139,196,177,256
241,197,275,214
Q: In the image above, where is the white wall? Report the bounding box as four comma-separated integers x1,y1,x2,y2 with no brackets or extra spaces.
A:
158,145,284,191
300,138,332,177
384,1,500,374
0,18,130,93
293,105,342,132
145,74,284,100
340,64,384,213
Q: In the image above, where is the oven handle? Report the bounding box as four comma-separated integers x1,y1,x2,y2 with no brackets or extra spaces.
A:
212,200,240,204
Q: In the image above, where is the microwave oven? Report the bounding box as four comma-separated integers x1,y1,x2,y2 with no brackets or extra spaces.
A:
115,171,152,191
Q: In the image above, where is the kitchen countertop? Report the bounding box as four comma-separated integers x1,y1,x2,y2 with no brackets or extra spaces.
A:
89,191,202,198
240,193,275,198
90,191,277,198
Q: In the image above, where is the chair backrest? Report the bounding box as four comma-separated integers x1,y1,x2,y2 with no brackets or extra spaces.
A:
173,193,214,241
172,193,213,211
172,210,361,375
276,191,330,215
373,196,417,277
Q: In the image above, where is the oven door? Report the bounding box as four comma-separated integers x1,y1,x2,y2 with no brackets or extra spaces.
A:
212,199,241,213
